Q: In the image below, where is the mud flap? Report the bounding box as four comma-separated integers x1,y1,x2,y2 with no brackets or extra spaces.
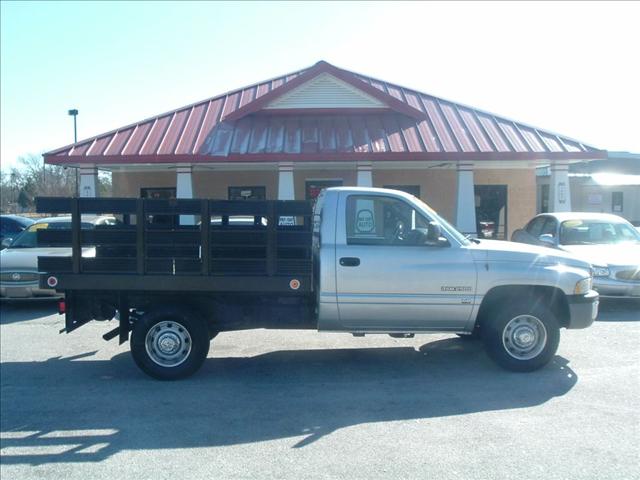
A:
118,295,130,345
64,290,94,333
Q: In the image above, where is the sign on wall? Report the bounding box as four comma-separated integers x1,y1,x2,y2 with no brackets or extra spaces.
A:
587,193,603,205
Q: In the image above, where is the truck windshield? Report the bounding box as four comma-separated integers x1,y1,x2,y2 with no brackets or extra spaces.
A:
411,197,470,246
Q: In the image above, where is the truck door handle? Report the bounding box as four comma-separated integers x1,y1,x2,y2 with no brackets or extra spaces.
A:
340,257,360,267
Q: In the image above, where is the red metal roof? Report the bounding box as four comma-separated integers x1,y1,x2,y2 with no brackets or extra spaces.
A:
45,61,604,164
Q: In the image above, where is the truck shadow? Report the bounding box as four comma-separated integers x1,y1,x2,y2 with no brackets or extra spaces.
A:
596,298,640,321
0,337,577,465
0,301,58,324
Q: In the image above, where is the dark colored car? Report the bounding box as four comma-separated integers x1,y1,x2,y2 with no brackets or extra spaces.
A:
0,215,34,250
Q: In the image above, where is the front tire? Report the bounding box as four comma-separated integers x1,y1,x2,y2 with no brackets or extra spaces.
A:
482,302,560,372
131,307,210,380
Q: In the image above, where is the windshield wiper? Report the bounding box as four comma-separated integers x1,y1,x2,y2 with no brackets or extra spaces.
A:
465,235,481,244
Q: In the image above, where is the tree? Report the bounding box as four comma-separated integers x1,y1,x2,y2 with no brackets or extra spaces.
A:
0,154,112,213
16,188,32,211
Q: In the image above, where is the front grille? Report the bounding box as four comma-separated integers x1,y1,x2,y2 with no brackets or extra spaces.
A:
616,269,640,282
0,272,39,283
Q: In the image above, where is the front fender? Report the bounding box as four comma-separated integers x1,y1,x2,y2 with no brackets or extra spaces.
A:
477,261,590,298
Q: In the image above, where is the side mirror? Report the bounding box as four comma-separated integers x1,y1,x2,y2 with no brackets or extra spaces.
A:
426,222,449,247
427,222,441,241
538,233,556,247
1,238,13,249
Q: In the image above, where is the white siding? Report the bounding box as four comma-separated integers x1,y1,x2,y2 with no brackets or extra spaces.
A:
265,73,386,109
572,181,640,223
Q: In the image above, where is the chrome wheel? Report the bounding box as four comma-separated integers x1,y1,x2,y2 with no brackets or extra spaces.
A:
145,321,192,368
501,315,547,361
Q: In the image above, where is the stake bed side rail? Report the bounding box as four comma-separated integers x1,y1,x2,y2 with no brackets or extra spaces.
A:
35,196,314,293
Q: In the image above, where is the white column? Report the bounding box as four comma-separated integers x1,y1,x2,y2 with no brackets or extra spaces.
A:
455,162,477,236
277,162,295,226
549,161,571,212
176,165,195,225
277,162,295,200
356,162,373,187
79,165,98,198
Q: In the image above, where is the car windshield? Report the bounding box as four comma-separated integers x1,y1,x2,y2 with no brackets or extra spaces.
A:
559,219,640,245
9,221,95,248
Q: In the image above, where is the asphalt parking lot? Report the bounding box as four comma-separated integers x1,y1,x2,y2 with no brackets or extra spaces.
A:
1,299,639,480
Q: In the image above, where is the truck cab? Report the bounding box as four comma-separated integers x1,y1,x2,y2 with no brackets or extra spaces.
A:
315,187,477,332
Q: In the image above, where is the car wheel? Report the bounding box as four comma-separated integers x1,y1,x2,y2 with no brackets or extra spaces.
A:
130,306,210,380
482,302,560,372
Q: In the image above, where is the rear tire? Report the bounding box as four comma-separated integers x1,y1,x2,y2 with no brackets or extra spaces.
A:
131,306,210,380
482,302,560,372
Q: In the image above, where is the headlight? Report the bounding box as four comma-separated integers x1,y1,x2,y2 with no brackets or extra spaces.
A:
574,277,593,295
592,265,610,277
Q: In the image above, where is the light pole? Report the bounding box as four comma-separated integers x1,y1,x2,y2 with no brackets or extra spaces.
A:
68,109,78,143
68,109,79,196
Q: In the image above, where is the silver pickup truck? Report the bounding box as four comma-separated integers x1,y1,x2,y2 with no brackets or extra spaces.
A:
37,188,598,379
315,187,598,370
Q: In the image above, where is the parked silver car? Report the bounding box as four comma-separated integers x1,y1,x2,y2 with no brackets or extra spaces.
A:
512,212,640,297
0,215,118,300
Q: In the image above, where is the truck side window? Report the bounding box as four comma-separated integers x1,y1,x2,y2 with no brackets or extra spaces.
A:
346,195,429,246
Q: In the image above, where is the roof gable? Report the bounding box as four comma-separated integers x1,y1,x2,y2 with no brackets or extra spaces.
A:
264,72,386,110
222,61,425,122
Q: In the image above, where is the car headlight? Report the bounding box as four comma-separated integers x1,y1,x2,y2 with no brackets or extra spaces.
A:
592,265,610,277
574,277,593,295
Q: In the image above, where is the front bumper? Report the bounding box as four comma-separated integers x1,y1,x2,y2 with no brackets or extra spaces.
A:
0,282,61,300
593,277,640,298
566,290,599,329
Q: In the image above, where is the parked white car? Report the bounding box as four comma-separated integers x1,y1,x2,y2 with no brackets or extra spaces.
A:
0,215,117,300
512,212,640,297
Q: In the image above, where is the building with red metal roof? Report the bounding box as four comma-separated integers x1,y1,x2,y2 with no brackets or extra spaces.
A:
44,60,607,237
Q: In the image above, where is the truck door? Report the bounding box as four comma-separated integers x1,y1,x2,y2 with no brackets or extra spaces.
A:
334,192,477,331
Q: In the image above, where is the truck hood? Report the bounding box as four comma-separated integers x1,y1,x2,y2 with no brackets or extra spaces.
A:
559,244,640,268
0,247,94,272
469,239,590,270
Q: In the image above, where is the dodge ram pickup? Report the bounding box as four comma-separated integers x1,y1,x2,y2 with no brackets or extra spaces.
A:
36,187,599,379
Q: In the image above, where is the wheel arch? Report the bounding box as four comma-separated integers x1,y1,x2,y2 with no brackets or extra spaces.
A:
132,298,218,339
475,285,570,330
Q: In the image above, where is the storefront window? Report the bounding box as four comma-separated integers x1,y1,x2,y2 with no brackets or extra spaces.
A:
474,185,508,240
228,186,266,201
140,188,177,228
305,180,343,208
612,191,623,213
140,187,176,199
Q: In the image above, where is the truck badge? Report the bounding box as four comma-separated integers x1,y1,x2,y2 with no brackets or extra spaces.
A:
441,286,472,292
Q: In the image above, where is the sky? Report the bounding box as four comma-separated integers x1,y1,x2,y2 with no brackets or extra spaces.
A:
1,1,639,171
